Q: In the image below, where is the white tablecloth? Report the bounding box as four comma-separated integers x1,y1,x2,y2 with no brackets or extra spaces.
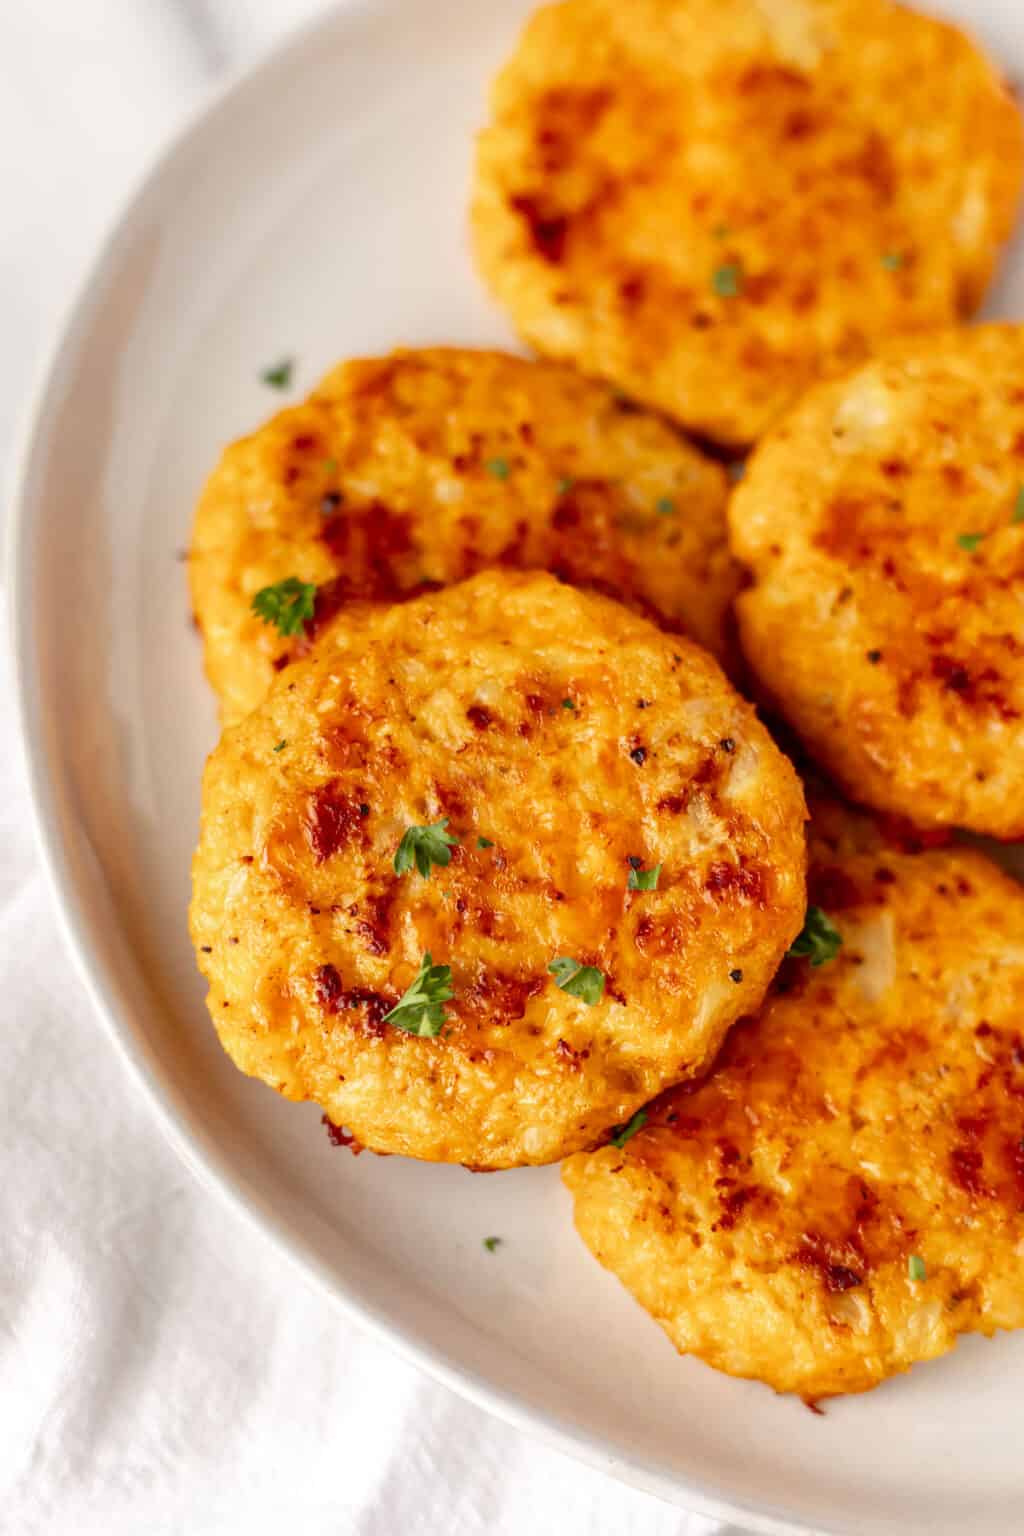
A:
0,3,741,1533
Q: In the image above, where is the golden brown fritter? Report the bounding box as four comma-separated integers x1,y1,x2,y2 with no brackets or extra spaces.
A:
190,571,807,1168
564,807,1024,1399
471,0,1023,445
190,347,734,723
730,325,1024,840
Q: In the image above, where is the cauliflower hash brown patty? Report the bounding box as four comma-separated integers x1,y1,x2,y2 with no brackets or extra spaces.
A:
471,0,1023,446
190,347,734,724
564,804,1024,1399
190,571,806,1169
730,326,1024,840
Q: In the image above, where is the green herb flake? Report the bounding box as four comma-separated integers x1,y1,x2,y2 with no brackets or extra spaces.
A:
251,577,316,636
486,457,511,480
610,1109,648,1149
477,836,494,849
712,222,730,240
382,953,454,1037
483,1236,502,1253
273,740,287,753
787,906,842,967
261,357,294,389
393,819,460,879
1012,487,1024,524
323,457,338,475
628,863,662,891
655,496,676,516
712,262,743,298
548,957,605,1007
908,1254,927,1283
562,698,576,710
557,475,576,495
957,532,985,552
880,251,905,272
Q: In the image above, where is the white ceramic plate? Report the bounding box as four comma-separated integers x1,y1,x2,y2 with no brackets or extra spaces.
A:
10,2,1024,1531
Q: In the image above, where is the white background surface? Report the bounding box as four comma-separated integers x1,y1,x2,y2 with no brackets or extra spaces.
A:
0,3,735,1533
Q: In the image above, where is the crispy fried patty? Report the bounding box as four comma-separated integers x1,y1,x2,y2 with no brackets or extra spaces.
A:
564,803,1024,1398
190,571,806,1168
472,0,1022,445
190,347,734,723
730,325,1024,840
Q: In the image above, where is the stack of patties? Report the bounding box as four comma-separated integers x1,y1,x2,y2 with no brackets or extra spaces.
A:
189,0,1024,1401
565,796,1024,1399
471,0,1022,446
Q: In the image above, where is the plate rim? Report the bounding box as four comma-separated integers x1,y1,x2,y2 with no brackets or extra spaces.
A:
6,5,976,1531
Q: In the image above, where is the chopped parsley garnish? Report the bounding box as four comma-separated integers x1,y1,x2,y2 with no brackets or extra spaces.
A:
712,222,730,240
261,357,293,389
908,1254,927,1282
557,475,576,495
483,1236,502,1253
787,906,842,967
880,251,905,272
628,863,661,891
393,819,459,879
548,957,605,1006
562,698,576,710
477,836,494,849
712,262,743,298
610,1109,648,1148
251,577,316,636
957,532,985,552
655,496,676,516
382,953,454,1037
485,457,511,480
1013,487,1024,524
323,457,338,475
273,740,287,753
